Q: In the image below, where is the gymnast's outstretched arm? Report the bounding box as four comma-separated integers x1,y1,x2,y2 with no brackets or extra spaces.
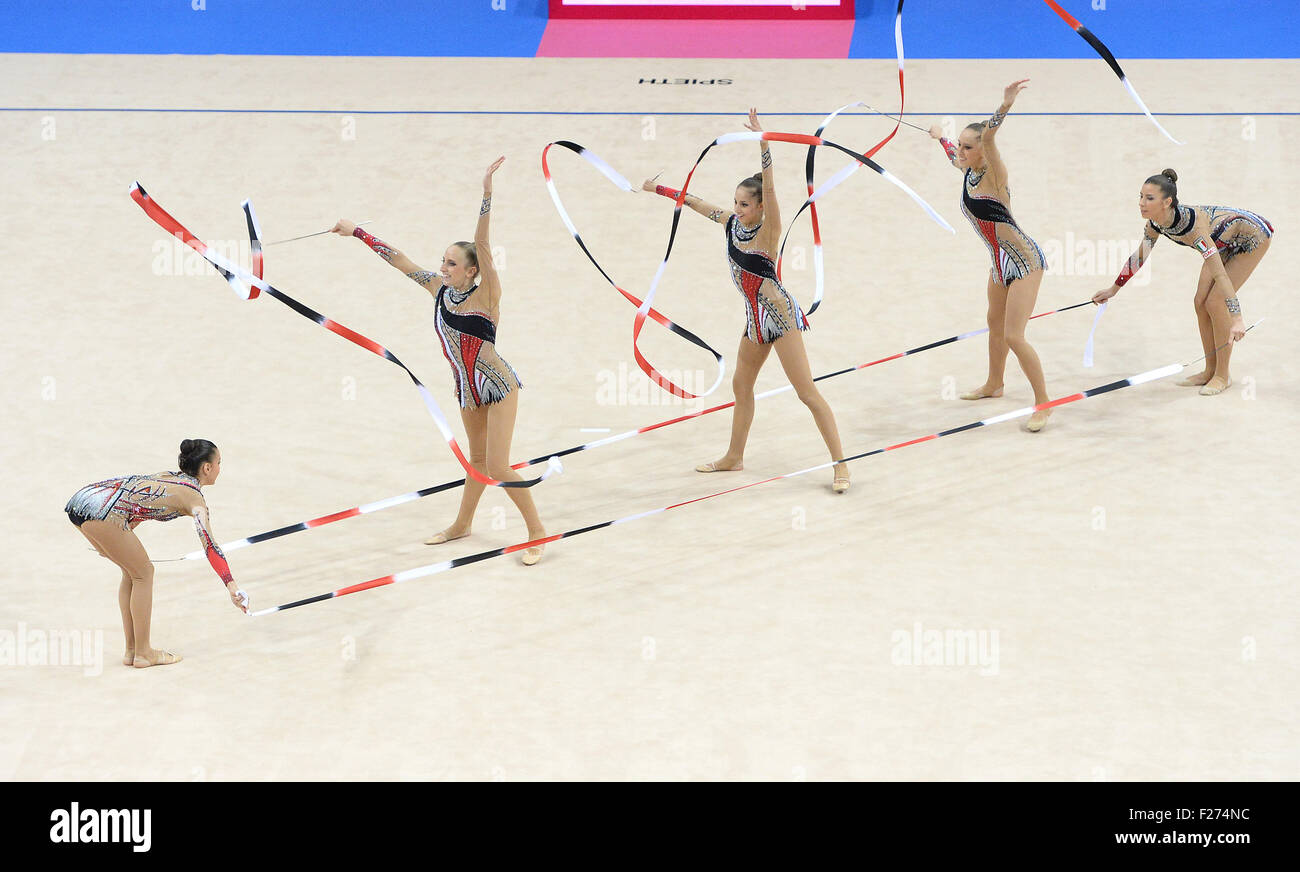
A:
1094,223,1160,303
191,502,248,613
330,219,433,287
642,178,733,224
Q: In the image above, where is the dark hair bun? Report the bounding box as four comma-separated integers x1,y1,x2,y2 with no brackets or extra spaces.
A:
177,438,218,476
1161,168,1178,183
749,173,762,182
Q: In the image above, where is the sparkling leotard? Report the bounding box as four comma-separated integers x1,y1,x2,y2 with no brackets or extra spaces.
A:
434,283,523,410
960,167,1046,287
65,472,201,530
1149,203,1273,262
66,471,238,587
724,214,809,344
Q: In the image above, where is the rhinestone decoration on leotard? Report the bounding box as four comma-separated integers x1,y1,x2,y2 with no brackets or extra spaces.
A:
65,472,201,529
731,219,761,244
445,283,476,306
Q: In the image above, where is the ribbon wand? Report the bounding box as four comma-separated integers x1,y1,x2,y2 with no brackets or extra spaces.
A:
859,103,930,134
266,219,373,246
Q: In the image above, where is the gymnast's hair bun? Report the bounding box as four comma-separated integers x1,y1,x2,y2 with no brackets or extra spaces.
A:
178,438,219,476
1160,168,1178,183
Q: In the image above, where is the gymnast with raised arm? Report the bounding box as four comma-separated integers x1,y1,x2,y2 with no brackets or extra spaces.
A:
332,157,548,564
642,108,851,493
929,80,1053,432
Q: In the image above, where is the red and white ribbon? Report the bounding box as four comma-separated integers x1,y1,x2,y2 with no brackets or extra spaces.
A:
130,183,561,490
541,141,728,400
778,0,912,312
165,299,1094,562
250,344,1223,617
544,110,953,399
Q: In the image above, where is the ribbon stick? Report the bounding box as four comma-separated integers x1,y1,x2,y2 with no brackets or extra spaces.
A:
130,183,560,490
265,220,372,247
1043,0,1183,145
859,104,929,135
251,333,1249,617
164,299,1094,562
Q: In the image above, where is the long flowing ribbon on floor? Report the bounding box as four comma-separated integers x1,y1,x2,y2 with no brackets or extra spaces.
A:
1043,0,1184,145
250,323,1258,617
130,183,561,490
777,0,909,314
173,299,1094,562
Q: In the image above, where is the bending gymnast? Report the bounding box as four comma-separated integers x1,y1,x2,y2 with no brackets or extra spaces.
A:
65,439,247,668
642,108,851,493
1092,169,1272,395
332,157,547,564
929,80,1053,432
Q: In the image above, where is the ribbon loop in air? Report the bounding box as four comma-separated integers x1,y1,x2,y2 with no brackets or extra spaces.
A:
541,141,727,400
545,116,953,399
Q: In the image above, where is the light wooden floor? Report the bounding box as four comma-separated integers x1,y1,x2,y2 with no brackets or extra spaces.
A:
2,55,1296,780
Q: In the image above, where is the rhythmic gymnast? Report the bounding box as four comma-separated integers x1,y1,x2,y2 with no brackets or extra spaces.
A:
332,157,547,564
929,80,1053,432
642,108,851,493
64,439,247,668
1092,169,1272,395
